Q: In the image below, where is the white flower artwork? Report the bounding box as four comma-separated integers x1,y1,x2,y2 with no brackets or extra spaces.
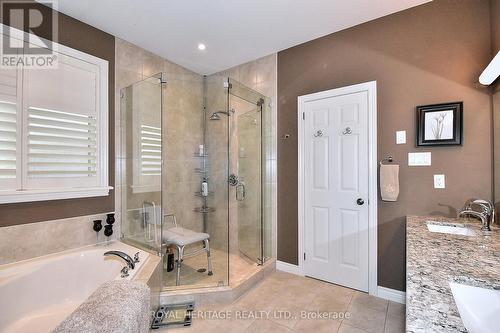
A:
424,110,454,140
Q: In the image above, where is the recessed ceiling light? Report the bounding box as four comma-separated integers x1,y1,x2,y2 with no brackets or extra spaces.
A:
198,43,206,51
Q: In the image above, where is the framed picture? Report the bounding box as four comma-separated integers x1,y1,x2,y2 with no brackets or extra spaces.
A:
416,102,463,146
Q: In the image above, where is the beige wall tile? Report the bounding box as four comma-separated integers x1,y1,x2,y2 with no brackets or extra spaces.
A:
0,213,118,265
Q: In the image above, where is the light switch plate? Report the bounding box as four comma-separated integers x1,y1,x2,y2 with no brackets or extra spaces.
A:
396,131,406,144
434,174,445,189
408,152,431,166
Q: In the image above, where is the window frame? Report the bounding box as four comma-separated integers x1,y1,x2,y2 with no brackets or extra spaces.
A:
0,24,110,204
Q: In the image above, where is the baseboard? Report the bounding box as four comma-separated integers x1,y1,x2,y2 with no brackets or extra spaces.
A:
377,286,406,304
276,260,302,276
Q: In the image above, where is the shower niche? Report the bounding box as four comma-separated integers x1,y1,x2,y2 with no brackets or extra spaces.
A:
120,73,272,292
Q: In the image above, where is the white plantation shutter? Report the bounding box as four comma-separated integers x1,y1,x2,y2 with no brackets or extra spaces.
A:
22,51,104,189
0,68,21,190
140,124,162,176
0,26,109,203
0,102,17,182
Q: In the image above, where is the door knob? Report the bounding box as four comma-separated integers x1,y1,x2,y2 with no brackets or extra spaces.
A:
313,130,323,137
357,198,365,206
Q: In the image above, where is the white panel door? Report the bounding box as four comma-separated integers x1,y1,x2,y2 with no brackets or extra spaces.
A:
303,91,369,292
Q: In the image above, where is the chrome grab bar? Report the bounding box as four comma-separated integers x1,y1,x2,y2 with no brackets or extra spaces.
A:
236,182,246,201
163,213,178,228
142,201,161,245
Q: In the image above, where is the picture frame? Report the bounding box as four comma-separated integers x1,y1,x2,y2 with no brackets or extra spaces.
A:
416,102,463,146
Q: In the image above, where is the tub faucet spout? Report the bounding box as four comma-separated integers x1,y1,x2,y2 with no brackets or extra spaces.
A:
104,251,135,269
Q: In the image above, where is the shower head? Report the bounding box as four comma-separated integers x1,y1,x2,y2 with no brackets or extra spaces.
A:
209,112,221,120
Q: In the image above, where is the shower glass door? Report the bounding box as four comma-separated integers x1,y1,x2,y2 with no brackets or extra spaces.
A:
236,108,262,262
120,73,165,320
120,73,164,254
229,79,265,264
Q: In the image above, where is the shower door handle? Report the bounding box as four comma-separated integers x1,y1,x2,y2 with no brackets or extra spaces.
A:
236,183,246,201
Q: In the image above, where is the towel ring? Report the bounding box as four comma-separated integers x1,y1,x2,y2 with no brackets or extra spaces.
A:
379,156,394,166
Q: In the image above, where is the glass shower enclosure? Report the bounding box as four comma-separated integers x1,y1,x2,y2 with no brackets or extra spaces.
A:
119,73,271,297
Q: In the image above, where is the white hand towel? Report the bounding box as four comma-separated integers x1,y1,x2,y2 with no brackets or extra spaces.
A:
380,164,399,202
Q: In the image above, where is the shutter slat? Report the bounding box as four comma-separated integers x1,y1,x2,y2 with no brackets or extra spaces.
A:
29,107,97,124
28,170,98,177
28,162,97,167
29,135,96,147
28,152,97,160
29,144,97,152
141,155,161,160
29,127,96,140
29,118,97,132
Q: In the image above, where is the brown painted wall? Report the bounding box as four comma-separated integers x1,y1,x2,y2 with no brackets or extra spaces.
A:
492,0,500,53
277,0,493,291
492,0,500,204
0,2,115,227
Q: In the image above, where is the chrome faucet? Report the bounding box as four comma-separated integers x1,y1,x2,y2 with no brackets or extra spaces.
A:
104,251,136,269
458,199,495,231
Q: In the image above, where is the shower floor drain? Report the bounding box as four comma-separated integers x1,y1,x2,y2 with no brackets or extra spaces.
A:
151,302,194,329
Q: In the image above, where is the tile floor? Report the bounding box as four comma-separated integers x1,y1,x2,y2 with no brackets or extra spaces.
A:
159,271,405,333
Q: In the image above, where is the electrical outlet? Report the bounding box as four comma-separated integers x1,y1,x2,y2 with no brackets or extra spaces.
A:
434,174,445,189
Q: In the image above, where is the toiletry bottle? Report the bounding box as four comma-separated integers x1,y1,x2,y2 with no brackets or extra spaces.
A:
167,247,175,272
201,180,209,197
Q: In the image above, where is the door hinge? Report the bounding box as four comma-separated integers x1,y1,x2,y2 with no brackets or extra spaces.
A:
302,112,305,120
303,252,306,261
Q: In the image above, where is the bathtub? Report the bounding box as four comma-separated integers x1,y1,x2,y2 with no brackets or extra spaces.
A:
0,241,150,333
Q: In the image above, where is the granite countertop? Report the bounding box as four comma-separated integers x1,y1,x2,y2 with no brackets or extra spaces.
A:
406,215,500,333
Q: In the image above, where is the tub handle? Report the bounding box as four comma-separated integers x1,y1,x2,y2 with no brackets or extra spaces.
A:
134,252,140,263
121,267,129,278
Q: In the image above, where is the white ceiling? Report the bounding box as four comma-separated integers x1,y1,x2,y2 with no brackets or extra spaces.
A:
52,0,431,75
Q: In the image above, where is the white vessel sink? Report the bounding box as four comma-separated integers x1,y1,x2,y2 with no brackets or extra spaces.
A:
426,221,476,237
450,282,500,333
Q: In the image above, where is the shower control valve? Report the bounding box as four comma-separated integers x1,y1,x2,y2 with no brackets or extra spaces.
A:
228,174,239,186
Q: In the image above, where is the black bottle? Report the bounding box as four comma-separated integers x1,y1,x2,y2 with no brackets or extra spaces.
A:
106,213,115,225
104,224,113,237
93,220,103,232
